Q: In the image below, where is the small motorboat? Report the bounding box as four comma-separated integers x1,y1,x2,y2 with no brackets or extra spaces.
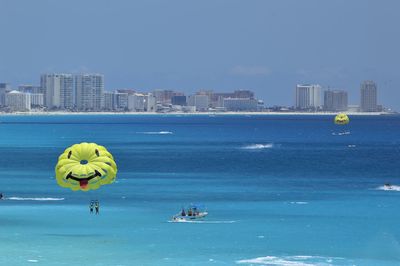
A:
172,204,208,222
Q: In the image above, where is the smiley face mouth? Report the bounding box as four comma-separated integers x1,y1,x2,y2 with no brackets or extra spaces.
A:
66,170,102,189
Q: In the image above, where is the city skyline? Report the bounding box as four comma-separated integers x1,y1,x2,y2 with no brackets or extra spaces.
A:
0,0,399,109
0,72,389,113
0,71,393,111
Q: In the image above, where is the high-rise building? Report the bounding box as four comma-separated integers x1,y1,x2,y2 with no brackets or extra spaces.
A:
295,84,321,110
187,94,209,111
233,90,254,99
323,90,348,111
0,83,11,106
30,93,44,107
103,91,115,111
18,85,43,94
153,90,183,105
75,74,104,111
210,90,255,108
223,98,258,111
128,93,156,112
114,92,129,111
360,80,378,112
171,95,187,106
116,89,135,95
40,74,73,109
5,90,31,111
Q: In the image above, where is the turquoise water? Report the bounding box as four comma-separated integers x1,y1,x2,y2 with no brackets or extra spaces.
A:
0,114,399,266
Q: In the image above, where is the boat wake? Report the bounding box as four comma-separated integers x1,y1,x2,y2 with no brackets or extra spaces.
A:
332,131,351,136
290,201,309,205
137,131,173,135
376,185,400,191
236,255,346,265
241,143,274,150
6,197,65,201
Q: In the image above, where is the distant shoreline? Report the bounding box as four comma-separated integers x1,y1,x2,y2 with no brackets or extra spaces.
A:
0,111,396,116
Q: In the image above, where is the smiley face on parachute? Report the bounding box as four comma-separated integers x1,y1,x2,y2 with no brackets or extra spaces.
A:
334,113,350,125
55,143,117,191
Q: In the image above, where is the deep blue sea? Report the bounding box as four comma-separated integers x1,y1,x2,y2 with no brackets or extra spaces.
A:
0,114,399,266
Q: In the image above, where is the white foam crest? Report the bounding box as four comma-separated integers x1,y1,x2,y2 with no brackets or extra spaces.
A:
236,255,341,266
6,197,65,201
242,143,274,150
376,185,400,191
290,201,309,205
137,131,173,135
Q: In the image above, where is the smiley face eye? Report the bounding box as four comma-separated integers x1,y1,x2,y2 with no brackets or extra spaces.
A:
68,151,72,159
95,149,99,157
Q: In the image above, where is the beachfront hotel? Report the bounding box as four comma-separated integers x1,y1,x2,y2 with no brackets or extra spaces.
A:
0,83,11,107
41,74,74,109
360,80,378,112
75,74,104,111
323,90,348,112
5,90,31,112
295,84,321,110
223,98,259,111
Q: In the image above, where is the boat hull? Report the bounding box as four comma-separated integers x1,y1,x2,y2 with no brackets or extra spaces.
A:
172,211,208,222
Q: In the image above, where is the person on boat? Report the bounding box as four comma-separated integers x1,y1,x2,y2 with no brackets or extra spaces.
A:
89,200,94,214
0,193,3,200
384,183,393,189
181,208,186,216
95,200,99,214
188,208,192,216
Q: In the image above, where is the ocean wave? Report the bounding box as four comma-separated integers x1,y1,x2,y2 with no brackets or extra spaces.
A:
376,185,400,191
6,197,65,201
137,131,173,135
236,255,344,266
242,143,274,150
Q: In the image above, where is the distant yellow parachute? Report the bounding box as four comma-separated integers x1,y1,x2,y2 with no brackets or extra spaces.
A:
334,113,350,125
55,143,117,191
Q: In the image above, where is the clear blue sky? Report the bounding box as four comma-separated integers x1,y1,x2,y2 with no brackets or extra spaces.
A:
0,0,399,109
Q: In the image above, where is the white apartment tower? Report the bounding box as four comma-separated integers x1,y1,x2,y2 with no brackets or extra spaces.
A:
128,93,156,112
187,94,209,111
360,80,378,112
41,74,73,109
75,74,104,111
295,84,321,110
103,91,115,111
30,93,44,107
5,90,31,111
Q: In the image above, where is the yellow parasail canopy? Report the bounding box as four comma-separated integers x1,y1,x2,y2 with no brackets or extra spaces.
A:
55,142,117,191
334,113,350,125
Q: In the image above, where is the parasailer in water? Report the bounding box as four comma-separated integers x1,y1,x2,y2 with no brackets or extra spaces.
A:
55,142,117,213
89,200,94,214
95,200,100,214
334,113,350,125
